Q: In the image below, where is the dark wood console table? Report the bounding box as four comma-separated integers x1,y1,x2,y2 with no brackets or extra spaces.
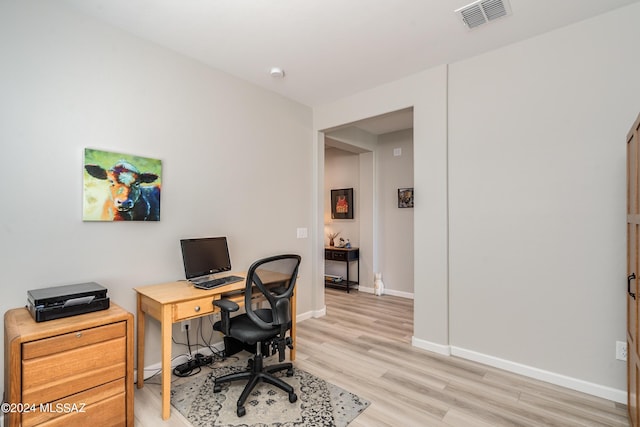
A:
325,246,359,293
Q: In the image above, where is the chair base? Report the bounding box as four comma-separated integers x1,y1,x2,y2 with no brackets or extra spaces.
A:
213,355,297,417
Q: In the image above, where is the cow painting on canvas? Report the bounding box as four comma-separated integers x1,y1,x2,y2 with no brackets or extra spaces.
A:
83,149,162,221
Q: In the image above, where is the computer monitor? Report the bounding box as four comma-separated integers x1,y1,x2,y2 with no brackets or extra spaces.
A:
180,236,232,280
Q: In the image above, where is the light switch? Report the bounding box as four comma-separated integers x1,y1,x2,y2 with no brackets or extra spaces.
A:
393,148,402,157
296,228,308,239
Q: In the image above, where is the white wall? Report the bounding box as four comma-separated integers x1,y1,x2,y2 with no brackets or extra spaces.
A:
448,3,640,396
324,148,360,248
0,0,313,384
377,130,414,296
323,130,377,291
324,148,360,281
314,3,640,402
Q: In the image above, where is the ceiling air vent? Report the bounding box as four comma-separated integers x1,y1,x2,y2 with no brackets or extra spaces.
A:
455,0,512,29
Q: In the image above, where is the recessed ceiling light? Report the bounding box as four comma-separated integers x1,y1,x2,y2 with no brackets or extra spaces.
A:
270,67,285,78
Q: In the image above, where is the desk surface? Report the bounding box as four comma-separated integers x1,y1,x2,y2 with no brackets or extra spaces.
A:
134,273,246,304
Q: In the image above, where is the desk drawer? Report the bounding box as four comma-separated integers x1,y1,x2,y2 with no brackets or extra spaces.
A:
173,296,216,321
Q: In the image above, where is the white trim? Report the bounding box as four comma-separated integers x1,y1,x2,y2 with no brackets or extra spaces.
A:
359,286,415,299
136,330,627,404
410,339,627,403
383,288,414,299
412,336,451,356
297,307,326,321
450,346,627,404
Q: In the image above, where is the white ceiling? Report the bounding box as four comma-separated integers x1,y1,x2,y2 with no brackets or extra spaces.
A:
62,0,639,109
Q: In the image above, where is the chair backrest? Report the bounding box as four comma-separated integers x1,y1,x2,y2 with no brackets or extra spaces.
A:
244,254,301,330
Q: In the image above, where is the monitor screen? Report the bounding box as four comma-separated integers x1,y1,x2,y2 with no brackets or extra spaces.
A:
180,237,232,280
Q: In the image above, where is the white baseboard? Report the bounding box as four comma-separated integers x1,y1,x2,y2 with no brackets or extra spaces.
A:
297,307,325,322
359,286,414,299
412,336,451,356
411,338,627,404
384,288,414,299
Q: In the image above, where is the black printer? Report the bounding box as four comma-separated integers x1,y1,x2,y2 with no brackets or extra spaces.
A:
27,282,110,322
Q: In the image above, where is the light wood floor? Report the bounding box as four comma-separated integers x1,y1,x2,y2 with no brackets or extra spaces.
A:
134,288,630,426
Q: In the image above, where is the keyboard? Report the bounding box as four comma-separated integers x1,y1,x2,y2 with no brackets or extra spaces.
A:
193,275,244,290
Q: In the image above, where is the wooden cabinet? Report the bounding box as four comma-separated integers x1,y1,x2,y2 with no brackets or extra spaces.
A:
628,112,640,426
324,247,359,293
4,304,134,427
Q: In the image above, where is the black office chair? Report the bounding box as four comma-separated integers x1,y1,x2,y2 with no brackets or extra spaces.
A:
212,254,301,417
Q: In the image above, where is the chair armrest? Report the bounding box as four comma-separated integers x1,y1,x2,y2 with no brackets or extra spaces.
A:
213,298,239,336
214,299,239,312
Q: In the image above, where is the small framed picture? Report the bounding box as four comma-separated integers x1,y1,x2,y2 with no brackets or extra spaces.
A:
398,188,414,208
331,188,354,219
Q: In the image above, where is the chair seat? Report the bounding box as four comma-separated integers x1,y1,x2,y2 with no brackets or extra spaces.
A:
214,309,280,345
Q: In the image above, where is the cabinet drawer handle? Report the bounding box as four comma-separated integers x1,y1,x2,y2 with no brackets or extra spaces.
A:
194,306,201,312
629,273,636,300
76,332,83,338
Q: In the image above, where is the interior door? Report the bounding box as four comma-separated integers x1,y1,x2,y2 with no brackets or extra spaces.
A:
628,113,640,426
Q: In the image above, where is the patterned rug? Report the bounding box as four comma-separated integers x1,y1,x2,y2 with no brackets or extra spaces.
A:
170,361,369,427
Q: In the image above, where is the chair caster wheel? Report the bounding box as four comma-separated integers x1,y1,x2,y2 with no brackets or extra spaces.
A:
237,406,246,417
286,368,294,377
213,384,221,393
289,392,297,403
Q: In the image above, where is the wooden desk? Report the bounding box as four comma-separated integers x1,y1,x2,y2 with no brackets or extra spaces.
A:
134,273,296,420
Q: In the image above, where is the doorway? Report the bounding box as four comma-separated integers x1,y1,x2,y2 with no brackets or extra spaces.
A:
321,108,414,299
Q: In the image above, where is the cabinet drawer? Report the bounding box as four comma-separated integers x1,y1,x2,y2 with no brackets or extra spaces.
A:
22,378,125,427
22,337,126,403
26,392,125,427
22,322,126,360
173,296,216,321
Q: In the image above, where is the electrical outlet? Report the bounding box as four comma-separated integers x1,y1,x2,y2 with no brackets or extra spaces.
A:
180,320,191,332
616,341,627,361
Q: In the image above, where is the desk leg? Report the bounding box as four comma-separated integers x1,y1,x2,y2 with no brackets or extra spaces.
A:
161,305,172,420
136,294,145,389
291,288,296,361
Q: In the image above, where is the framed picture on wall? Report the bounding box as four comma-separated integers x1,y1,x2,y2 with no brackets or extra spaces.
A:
331,188,354,219
83,148,162,221
398,187,414,208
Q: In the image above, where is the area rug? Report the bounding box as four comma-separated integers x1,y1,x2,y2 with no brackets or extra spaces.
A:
170,362,370,427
